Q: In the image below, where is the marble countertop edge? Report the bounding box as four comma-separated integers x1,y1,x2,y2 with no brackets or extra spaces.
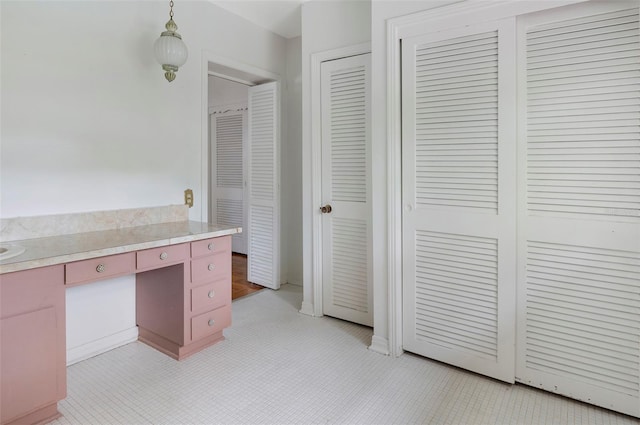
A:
0,221,241,275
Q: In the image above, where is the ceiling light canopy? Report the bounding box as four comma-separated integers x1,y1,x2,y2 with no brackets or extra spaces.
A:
154,0,188,82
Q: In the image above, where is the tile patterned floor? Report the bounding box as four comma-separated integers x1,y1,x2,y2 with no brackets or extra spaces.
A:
52,285,639,425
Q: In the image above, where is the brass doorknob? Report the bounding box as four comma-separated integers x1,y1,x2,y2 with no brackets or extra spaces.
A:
320,204,332,214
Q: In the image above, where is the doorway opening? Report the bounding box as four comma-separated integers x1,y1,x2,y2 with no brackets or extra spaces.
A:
205,60,282,297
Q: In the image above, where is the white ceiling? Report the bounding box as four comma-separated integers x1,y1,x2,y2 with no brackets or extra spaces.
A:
210,1,307,39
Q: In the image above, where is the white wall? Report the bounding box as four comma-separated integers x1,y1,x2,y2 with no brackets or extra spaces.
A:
283,36,303,286
300,0,371,315
1,0,286,220
208,76,248,107
1,0,287,359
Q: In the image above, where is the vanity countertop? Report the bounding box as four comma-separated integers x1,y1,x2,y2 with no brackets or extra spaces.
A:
0,221,241,274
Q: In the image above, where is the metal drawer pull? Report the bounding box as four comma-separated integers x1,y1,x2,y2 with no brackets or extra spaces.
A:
96,264,106,273
208,263,215,271
159,252,168,260
208,290,215,298
208,242,214,251
208,319,215,327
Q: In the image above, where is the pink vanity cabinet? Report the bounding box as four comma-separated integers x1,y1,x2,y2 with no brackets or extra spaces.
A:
0,233,234,425
0,265,66,425
136,236,232,360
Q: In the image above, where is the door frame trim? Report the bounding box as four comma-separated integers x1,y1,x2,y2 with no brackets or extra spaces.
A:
303,43,371,318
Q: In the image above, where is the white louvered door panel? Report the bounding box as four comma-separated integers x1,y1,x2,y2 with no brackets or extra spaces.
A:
321,54,372,326
210,110,247,254
402,20,517,383
516,2,640,417
247,82,280,289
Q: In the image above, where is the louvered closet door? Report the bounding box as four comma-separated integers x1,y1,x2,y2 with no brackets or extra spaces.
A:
516,2,640,416
211,110,247,255
401,19,517,383
247,82,280,289
321,54,372,326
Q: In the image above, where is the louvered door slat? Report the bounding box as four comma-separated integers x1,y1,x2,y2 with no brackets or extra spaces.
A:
321,53,372,327
210,109,247,255
329,65,366,203
216,199,243,251
414,31,498,211
215,115,243,188
526,7,640,218
247,82,280,289
525,241,640,394
331,218,368,312
517,2,640,417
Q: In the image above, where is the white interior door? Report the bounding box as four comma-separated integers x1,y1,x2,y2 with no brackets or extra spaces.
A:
401,19,517,383
516,2,640,416
320,53,373,327
210,109,247,254
247,82,280,289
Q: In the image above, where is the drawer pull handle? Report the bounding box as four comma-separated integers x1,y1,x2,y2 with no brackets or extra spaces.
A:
208,319,215,327
208,263,215,271
160,252,168,260
96,264,106,273
208,290,215,298
208,242,215,251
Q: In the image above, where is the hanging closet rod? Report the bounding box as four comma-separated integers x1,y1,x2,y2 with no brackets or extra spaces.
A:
210,105,248,115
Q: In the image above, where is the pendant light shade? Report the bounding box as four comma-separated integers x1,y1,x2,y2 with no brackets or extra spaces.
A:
154,1,188,82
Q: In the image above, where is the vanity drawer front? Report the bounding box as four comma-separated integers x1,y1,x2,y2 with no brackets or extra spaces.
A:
65,252,135,286
137,243,189,270
191,279,230,314
191,304,231,341
191,251,230,285
191,236,231,258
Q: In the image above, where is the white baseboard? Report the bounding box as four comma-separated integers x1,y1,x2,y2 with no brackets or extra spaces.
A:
368,334,390,356
299,301,316,317
67,327,139,366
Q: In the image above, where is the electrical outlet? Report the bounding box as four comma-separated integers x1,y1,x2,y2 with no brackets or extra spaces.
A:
184,189,194,208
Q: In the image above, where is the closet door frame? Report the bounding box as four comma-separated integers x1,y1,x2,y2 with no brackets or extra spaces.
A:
302,42,372,320
320,53,373,327
386,0,588,357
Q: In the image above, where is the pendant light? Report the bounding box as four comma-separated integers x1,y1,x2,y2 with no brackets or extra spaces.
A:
154,0,188,82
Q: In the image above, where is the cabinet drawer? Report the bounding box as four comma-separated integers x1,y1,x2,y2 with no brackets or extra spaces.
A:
191,236,231,258
137,243,189,270
191,279,230,314
65,252,135,286
191,251,230,285
191,304,231,341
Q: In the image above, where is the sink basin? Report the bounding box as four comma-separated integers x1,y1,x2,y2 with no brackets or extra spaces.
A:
0,244,26,260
